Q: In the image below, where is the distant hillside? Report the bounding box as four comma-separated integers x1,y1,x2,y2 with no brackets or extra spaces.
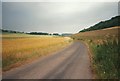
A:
79,15,120,32
62,33,73,37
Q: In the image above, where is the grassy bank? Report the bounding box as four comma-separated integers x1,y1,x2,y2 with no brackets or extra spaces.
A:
88,39,119,79
72,27,119,79
2,34,72,71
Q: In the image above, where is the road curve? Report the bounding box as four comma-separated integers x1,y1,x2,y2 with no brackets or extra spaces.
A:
3,41,93,79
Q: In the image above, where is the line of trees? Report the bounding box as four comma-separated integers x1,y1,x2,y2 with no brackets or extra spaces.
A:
28,32,61,36
1,29,24,33
1,29,61,36
79,15,120,32
28,32,49,35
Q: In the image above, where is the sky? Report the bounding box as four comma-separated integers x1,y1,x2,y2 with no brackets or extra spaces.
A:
2,1,119,33
0,2,1,28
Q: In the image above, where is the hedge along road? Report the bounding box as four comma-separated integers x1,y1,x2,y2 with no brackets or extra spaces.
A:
3,41,93,79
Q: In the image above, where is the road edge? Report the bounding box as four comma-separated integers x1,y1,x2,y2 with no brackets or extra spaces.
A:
78,40,96,79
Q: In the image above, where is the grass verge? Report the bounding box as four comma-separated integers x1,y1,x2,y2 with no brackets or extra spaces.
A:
89,39,119,79
72,27,119,79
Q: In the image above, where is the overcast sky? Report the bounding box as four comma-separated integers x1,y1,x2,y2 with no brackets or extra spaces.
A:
2,2,118,33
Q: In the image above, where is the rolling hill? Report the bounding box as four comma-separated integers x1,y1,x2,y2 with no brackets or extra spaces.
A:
79,15,120,32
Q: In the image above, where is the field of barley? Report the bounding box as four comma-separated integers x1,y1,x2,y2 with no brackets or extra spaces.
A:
72,26,119,79
2,33,72,71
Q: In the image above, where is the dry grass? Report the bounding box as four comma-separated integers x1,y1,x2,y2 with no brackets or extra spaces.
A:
2,34,72,71
72,26,119,39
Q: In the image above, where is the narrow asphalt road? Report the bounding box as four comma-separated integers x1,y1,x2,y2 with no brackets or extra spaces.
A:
3,41,93,79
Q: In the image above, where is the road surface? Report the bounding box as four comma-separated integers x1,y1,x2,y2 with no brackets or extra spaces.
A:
3,41,93,79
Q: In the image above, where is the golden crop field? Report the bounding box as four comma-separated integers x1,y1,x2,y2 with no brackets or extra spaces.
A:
74,26,119,37
72,26,119,43
2,34,72,71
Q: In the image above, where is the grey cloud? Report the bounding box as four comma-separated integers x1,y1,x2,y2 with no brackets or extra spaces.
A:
2,2,118,33
0,2,2,29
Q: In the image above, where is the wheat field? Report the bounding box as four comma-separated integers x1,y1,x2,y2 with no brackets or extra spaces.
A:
2,34,72,71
